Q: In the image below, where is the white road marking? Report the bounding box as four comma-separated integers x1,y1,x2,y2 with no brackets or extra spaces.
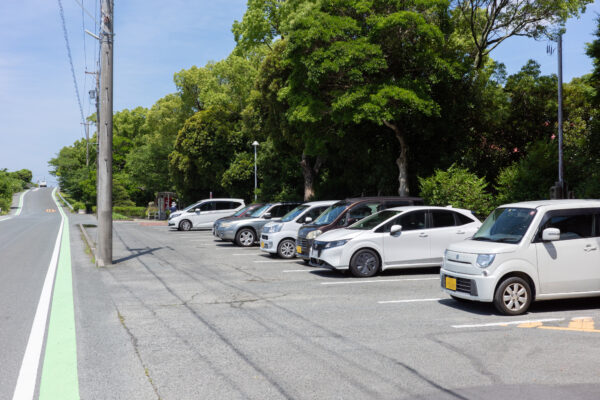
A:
283,269,329,273
378,298,443,304
321,277,439,285
452,318,565,329
12,188,64,400
253,260,299,263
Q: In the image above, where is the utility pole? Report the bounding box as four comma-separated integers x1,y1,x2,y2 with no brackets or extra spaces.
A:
557,33,565,198
97,0,113,266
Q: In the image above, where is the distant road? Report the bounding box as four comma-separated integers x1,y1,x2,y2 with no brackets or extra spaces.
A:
0,188,75,400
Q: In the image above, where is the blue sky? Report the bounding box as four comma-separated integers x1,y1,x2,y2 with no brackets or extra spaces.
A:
0,0,599,185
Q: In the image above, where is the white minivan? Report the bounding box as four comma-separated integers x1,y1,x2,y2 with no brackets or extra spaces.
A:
168,198,245,231
441,200,600,315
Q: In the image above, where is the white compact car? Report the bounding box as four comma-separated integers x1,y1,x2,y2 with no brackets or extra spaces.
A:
260,200,337,258
168,198,245,231
441,200,600,315
309,206,480,277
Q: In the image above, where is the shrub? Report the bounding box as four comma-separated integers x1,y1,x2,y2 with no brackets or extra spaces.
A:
72,201,85,212
419,164,494,218
113,206,146,218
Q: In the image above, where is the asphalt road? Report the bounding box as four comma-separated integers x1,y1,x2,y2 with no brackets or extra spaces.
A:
5,191,600,399
0,188,61,399
87,222,600,399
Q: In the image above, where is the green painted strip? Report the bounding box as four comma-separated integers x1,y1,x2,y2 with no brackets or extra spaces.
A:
39,191,80,399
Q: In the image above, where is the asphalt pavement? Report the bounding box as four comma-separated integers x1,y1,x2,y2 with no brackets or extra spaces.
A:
4,191,600,399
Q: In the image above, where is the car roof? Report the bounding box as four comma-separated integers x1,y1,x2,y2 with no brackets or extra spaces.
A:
344,196,423,202
500,199,600,210
303,200,339,207
386,205,472,213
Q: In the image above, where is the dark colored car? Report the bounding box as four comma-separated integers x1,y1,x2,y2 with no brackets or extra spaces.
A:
212,203,264,237
296,197,424,263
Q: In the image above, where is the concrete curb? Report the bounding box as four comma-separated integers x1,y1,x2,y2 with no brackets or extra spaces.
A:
78,224,96,259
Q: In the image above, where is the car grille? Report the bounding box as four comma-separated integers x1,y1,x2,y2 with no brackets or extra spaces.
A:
296,238,311,256
312,241,327,251
456,277,477,296
261,235,268,240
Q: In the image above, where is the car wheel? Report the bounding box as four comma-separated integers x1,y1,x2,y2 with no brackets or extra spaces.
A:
494,276,532,315
179,220,192,231
235,228,255,247
277,239,296,259
349,249,380,278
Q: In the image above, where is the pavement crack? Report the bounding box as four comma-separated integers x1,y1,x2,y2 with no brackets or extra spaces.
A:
117,311,162,400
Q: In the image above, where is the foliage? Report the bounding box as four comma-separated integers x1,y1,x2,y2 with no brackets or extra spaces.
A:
453,0,592,68
0,169,32,214
113,206,147,218
419,164,494,217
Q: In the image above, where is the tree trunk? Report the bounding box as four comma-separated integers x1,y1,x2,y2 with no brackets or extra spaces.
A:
383,120,409,196
300,153,322,201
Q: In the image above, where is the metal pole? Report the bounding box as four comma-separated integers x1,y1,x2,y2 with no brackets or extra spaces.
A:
254,145,257,202
97,0,113,266
557,33,564,197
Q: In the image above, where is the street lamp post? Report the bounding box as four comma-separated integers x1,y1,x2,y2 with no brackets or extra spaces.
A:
252,141,259,202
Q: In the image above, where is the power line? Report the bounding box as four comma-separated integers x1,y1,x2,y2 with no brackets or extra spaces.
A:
57,0,86,130
73,0,97,24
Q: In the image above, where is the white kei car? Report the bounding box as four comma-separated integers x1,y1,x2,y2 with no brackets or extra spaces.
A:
260,201,337,258
309,206,481,277
441,200,600,315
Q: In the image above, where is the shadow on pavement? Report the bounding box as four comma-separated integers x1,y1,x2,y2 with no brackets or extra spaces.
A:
113,247,163,264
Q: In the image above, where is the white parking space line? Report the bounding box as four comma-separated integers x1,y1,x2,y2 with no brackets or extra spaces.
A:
451,318,565,329
321,277,439,285
283,269,329,273
378,298,443,304
253,260,299,263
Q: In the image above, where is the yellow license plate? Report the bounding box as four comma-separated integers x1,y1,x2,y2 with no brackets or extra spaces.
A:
445,277,457,291
260,241,265,248
296,245,302,254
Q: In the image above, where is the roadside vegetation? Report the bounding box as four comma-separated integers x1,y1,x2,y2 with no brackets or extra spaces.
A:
50,0,600,214
0,169,33,215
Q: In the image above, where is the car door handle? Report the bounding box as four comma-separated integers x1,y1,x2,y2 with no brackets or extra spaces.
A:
419,233,428,238
456,230,466,235
584,245,598,252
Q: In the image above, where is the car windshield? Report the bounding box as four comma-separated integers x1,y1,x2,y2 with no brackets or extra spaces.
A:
281,205,309,222
348,210,402,230
472,207,537,244
232,206,250,217
313,203,348,225
249,204,270,218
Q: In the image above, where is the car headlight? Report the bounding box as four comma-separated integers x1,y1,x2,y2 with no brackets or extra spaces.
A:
220,222,233,228
264,224,282,234
324,239,348,249
169,212,180,220
306,230,322,240
476,254,495,268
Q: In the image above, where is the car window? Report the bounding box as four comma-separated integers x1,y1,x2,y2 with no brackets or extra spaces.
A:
456,212,475,226
539,212,594,240
431,211,456,228
304,206,328,222
249,205,270,217
269,205,290,218
596,214,600,237
199,202,215,211
338,203,379,226
215,201,238,210
281,205,309,222
349,210,402,230
398,211,427,231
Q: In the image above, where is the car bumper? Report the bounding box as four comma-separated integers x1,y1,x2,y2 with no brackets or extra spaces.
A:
295,237,312,260
260,232,283,254
440,267,495,302
216,227,236,240
308,246,347,270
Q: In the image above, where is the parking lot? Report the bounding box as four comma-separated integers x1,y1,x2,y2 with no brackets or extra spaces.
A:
84,221,600,399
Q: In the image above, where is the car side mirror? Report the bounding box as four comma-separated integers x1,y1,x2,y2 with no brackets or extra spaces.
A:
390,225,402,235
542,227,560,241
263,212,272,219
304,216,313,223
194,208,200,213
